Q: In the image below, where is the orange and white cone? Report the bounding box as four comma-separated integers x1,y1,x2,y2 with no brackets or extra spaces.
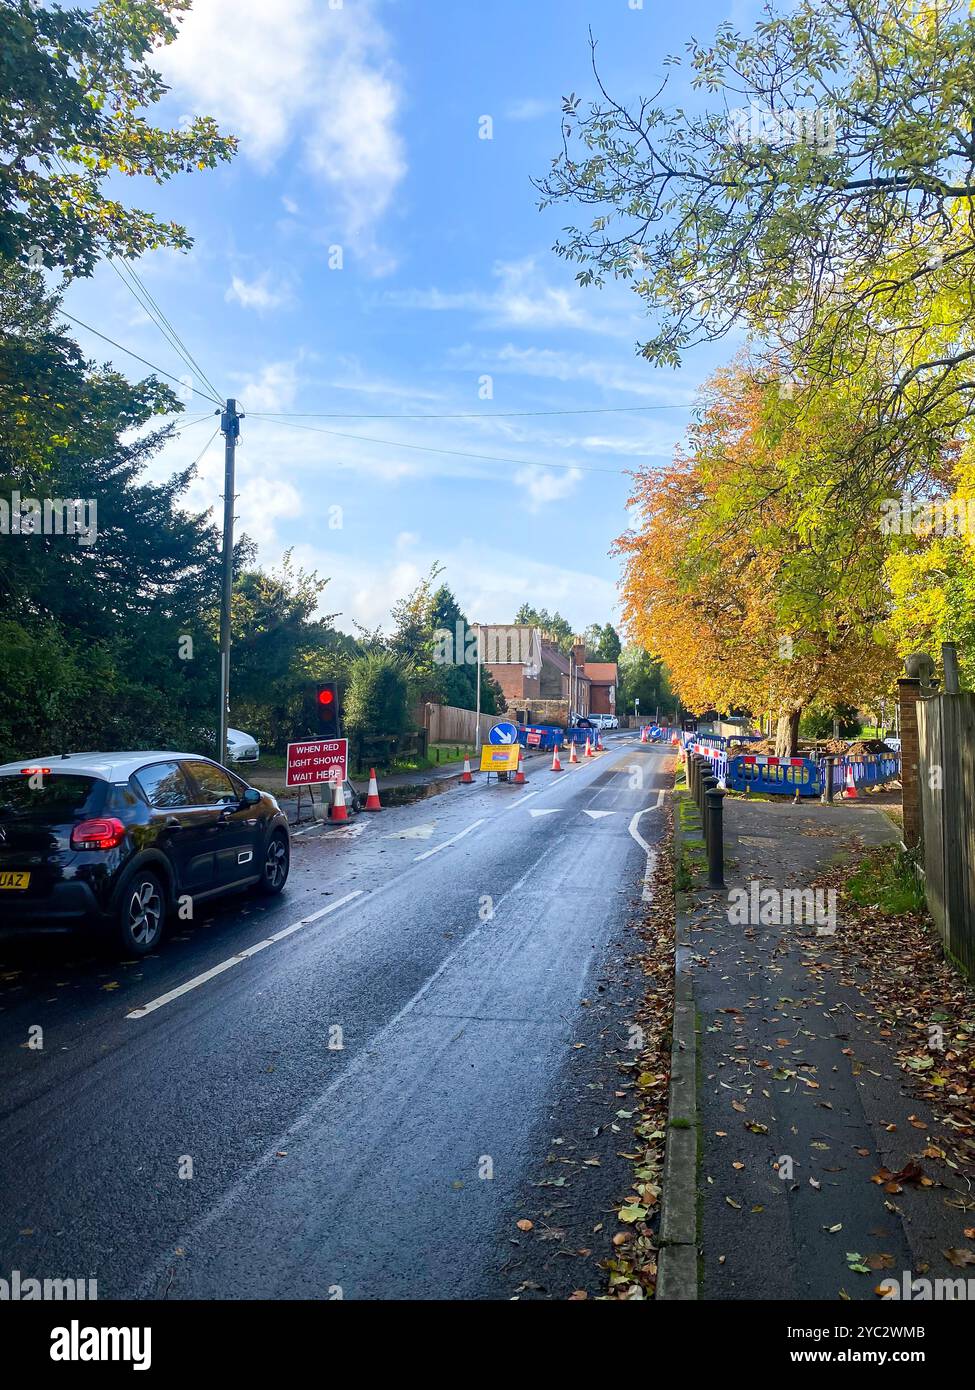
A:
596,732,603,751
641,726,648,743
460,757,474,784
569,740,578,764
842,762,858,799
364,767,382,811
329,776,349,822
670,732,679,746
514,749,527,785
551,745,562,772
585,736,593,759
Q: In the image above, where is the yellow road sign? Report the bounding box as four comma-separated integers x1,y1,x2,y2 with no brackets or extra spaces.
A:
480,744,520,773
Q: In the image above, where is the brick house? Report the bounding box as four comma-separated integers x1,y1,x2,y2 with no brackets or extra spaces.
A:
584,661,618,716
479,625,542,705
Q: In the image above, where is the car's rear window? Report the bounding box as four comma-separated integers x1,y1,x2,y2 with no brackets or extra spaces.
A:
0,773,104,820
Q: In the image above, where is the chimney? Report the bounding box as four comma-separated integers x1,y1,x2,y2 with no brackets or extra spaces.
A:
572,639,586,672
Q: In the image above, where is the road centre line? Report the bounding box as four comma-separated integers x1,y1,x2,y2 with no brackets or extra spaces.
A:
125,890,364,1020
413,818,486,862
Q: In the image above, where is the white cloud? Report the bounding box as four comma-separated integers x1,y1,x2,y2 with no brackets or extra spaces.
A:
513,465,583,511
505,98,557,122
225,272,293,312
159,0,405,253
234,360,300,414
384,258,633,335
449,342,700,403
287,539,619,633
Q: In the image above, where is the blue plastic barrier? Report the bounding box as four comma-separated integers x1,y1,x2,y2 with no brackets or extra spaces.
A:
727,754,824,797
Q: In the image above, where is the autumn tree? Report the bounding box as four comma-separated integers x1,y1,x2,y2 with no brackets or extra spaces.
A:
614,362,901,753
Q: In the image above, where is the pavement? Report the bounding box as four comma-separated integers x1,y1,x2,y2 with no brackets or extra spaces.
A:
680,792,974,1300
0,732,671,1300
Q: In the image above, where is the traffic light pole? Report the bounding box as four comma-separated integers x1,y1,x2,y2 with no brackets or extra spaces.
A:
218,398,242,765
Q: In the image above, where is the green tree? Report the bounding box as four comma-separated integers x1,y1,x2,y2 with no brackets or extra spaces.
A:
617,646,671,717
0,265,227,758
343,652,410,738
583,623,622,663
537,1,975,484
0,0,236,274
230,550,355,749
514,604,574,653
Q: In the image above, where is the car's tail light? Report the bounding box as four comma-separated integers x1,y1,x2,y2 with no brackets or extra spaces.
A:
70,818,127,851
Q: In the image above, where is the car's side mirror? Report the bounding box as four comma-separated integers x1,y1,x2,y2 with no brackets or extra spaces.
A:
241,787,261,807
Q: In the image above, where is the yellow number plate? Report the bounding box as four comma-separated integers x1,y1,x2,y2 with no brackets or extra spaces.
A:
0,871,30,889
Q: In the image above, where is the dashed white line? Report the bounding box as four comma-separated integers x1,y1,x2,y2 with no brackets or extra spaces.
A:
412,818,486,862
125,890,364,1020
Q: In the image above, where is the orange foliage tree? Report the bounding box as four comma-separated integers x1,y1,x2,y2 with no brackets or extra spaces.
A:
614,364,899,753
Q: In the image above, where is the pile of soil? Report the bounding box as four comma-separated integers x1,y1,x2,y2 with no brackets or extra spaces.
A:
846,738,897,756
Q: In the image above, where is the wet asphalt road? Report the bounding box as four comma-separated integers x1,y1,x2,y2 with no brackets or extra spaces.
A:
0,734,671,1300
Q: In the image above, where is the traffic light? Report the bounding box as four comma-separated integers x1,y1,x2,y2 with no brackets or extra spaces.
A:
313,680,341,739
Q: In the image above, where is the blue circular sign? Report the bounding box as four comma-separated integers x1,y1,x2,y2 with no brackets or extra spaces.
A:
489,721,520,745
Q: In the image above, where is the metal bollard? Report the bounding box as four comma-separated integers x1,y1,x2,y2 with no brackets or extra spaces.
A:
689,752,699,802
705,785,726,888
821,756,836,804
700,773,717,838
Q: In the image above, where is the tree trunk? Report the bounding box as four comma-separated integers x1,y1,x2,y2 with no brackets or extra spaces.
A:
774,708,801,758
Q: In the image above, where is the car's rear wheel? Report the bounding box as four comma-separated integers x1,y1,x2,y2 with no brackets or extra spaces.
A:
116,870,165,956
258,830,289,895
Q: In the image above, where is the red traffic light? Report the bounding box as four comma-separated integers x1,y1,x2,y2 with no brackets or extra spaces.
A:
317,688,335,706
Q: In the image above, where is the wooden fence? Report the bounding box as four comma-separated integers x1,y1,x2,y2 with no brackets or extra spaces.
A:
413,703,499,747
917,692,975,978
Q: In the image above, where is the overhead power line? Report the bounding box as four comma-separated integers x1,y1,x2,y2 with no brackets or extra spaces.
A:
108,257,224,404
58,311,223,405
250,402,693,421
247,413,651,479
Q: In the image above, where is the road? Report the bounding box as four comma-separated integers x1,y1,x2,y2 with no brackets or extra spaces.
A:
0,733,672,1300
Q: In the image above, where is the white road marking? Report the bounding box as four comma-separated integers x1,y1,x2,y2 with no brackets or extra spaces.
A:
413,818,486,862
386,822,437,840
628,789,665,901
583,809,616,820
506,773,570,808
528,808,561,817
125,890,364,1020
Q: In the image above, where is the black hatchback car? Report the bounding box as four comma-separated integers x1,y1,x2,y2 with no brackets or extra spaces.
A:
0,751,291,955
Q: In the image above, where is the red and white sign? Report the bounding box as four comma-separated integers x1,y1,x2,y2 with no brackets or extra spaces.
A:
286,738,348,787
526,729,542,747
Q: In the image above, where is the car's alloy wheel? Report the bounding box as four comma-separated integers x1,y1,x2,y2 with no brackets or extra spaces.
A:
121,875,163,952
262,833,289,892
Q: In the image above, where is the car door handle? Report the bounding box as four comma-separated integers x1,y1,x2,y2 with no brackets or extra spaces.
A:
165,817,181,830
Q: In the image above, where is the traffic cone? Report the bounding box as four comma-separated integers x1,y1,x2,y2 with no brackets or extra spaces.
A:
842,762,858,799
364,767,382,811
585,737,593,759
460,757,474,784
596,732,604,751
329,776,349,822
569,740,578,764
514,749,526,785
670,732,679,746
641,726,648,743
551,745,562,772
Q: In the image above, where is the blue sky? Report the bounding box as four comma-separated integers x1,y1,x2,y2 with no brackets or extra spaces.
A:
66,0,753,635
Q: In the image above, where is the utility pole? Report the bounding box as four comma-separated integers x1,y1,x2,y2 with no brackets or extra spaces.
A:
474,622,482,753
217,398,242,765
